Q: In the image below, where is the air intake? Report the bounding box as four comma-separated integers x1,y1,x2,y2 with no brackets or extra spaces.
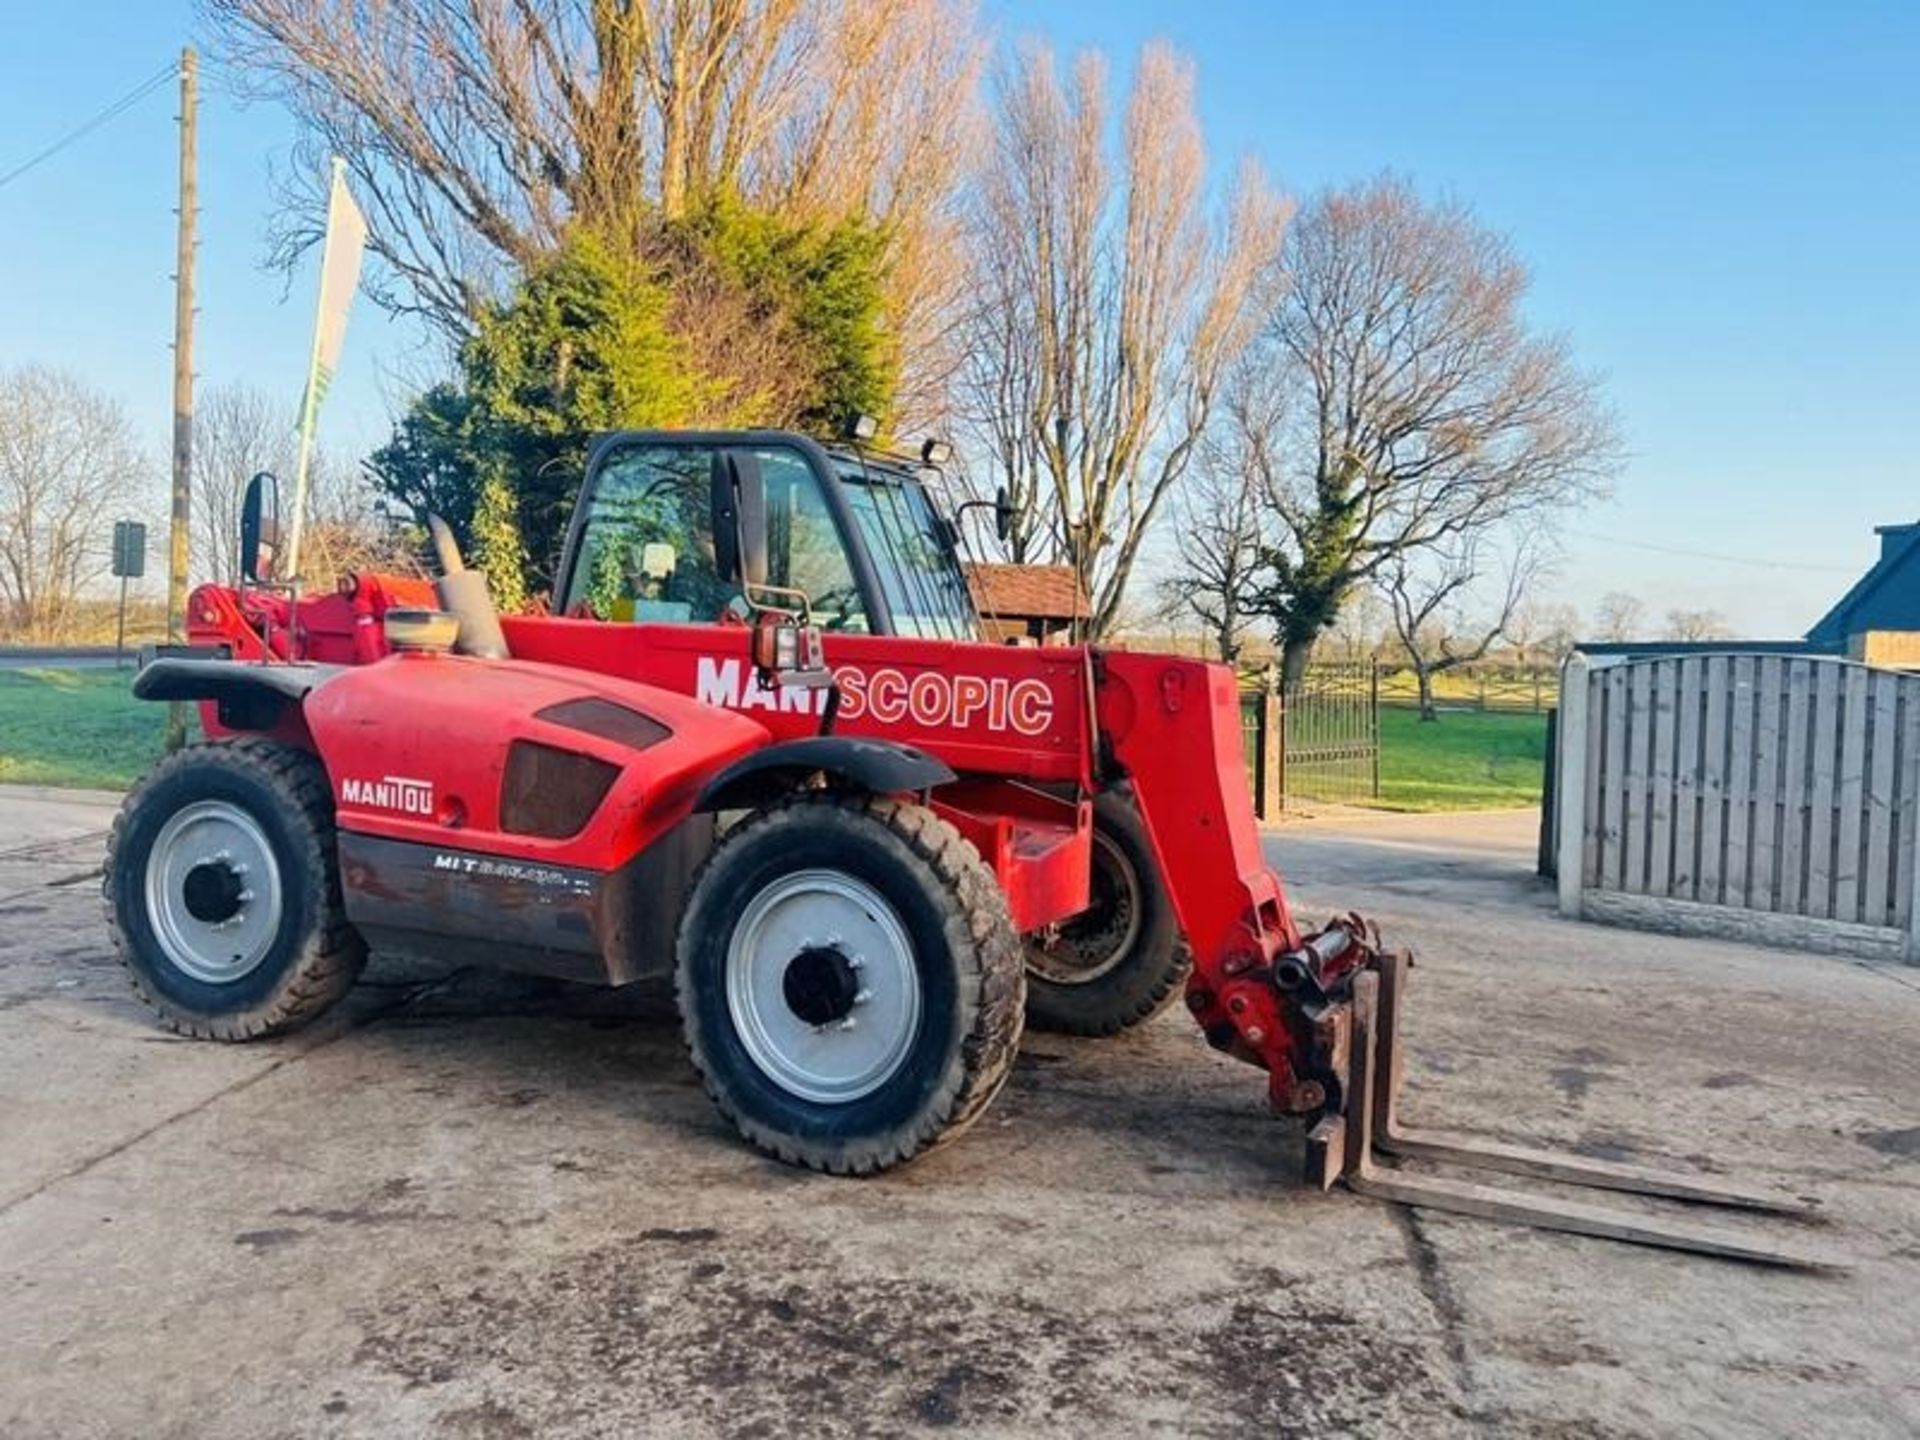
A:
500,741,619,839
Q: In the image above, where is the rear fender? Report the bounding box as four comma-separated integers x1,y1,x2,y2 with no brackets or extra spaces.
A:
132,654,334,737
694,735,955,813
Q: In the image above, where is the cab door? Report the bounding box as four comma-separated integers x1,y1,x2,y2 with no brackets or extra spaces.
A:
555,435,873,636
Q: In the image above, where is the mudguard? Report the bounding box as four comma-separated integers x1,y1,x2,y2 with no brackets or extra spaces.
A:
694,735,956,812
133,655,339,731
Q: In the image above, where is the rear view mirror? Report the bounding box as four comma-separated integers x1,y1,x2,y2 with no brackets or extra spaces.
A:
993,486,1014,543
710,451,767,590
241,472,282,584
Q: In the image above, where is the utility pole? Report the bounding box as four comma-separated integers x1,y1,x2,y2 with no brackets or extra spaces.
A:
166,47,196,751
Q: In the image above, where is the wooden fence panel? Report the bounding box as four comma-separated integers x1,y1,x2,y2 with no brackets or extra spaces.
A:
1898,686,1920,930
1571,653,1920,959
1863,671,1899,927
1673,656,1703,900
1779,660,1812,915
1600,665,1630,891
1698,655,1729,905
1649,660,1678,895
1725,656,1756,910
1747,658,1784,912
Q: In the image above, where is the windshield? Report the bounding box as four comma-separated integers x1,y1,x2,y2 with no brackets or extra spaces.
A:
834,462,978,641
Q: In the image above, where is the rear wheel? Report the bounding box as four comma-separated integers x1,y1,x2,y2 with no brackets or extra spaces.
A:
676,793,1025,1174
1024,788,1191,1036
105,740,366,1039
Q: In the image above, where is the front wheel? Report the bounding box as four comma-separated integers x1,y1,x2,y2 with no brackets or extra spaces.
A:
1023,788,1191,1036
676,794,1025,1174
104,739,366,1040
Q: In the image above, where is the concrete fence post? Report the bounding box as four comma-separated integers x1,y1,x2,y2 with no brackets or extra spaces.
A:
1556,654,1593,919
1905,833,1920,965
1260,663,1283,820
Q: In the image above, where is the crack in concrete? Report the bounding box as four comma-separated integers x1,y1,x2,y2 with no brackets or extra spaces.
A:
1848,957,1920,996
0,979,457,1219
1392,1204,1476,1403
0,829,108,863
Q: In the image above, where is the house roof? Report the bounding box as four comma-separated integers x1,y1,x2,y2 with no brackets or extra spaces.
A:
966,564,1090,623
1807,521,1920,646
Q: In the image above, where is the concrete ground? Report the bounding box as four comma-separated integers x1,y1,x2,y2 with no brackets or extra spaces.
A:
0,789,1914,1439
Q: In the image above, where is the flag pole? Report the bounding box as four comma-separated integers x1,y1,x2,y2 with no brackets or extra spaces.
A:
286,156,349,580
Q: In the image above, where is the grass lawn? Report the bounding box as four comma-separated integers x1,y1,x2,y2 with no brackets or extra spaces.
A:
1374,705,1548,811
0,668,174,790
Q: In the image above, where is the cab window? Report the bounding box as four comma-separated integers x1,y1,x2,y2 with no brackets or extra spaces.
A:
564,443,868,633
754,447,868,633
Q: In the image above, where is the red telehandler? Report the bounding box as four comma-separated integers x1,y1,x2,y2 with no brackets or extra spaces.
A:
106,429,1823,1267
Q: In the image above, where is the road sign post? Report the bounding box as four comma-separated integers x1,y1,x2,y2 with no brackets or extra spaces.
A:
111,520,147,667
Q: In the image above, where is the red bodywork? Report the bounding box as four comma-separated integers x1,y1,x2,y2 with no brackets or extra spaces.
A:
184,577,1359,1112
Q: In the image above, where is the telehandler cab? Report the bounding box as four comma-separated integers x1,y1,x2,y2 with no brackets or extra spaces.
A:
106,428,1825,1266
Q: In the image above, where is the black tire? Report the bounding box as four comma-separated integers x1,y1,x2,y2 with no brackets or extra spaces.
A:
1023,787,1191,1036
104,739,366,1040
676,793,1025,1175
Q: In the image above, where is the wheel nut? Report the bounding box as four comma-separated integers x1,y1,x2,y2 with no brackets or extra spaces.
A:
853,989,872,1006
1244,1025,1266,1045
838,1016,858,1031
1227,996,1247,1015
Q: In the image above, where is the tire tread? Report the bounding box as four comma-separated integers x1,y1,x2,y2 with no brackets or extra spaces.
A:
104,738,365,1040
676,791,1025,1175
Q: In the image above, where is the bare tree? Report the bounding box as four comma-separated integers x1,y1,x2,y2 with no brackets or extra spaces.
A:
1592,589,1646,642
1663,607,1732,642
206,0,982,414
299,456,425,589
1325,584,1391,663
1231,176,1619,685
1166,452,1268,662
192,384,298,587
0,368,152,641
1503,597,1582,665
958,41,1289,636
1381,534,1538,721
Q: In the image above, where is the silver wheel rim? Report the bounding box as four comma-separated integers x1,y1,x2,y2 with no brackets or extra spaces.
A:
1027,831,1142,985
142,799,284,984
725,869,921,1104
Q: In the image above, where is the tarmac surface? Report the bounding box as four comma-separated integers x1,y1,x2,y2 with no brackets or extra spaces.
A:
0,788,1914,1438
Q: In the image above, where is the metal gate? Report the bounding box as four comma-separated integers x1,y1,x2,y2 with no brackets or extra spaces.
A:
1285,662,1381,804
1242,662,1381,813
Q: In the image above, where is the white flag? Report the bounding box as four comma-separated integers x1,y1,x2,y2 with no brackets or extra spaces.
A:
287,158,368,576
303,162,368,417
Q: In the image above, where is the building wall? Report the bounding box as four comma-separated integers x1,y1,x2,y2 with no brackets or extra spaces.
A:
1850,630,1920,669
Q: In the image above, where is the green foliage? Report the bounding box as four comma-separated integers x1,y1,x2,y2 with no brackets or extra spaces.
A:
470,465,531,614
368,383,482,538
1252,458,1368,668
464,232,698,578
369,202,895,601
676,192,896,432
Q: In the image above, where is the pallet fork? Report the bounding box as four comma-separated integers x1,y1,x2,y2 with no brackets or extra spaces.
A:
1306,951,1836,1272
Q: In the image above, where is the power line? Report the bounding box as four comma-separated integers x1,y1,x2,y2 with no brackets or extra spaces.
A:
1565,528,1859,575
0,60,179,193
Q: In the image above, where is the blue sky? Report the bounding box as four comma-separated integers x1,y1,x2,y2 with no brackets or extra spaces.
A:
1,1,1914,634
